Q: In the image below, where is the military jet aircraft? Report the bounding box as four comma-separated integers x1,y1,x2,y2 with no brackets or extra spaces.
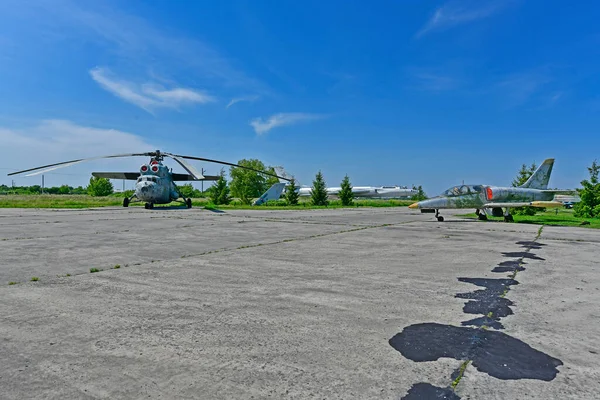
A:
408,158,573,222
8,150,289,209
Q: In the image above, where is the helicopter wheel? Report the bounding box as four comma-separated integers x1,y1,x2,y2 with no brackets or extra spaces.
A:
504,214,514,222
186,198,192,208
123,197,130,207
144,202,154,210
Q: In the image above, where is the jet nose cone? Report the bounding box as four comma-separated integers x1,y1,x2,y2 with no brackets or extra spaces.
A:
408,202,419,209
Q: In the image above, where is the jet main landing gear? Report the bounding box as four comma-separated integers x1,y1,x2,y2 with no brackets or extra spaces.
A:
503,208,513,222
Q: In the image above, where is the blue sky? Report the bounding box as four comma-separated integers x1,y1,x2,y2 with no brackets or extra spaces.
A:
1,0,599,195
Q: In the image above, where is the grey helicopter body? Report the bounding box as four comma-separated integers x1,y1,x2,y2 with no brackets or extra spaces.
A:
9,150,288,209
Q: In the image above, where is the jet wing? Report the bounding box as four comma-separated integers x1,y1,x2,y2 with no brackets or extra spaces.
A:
541,189,578,195
92,172,140,180
171,173,220,181
483,201,564,208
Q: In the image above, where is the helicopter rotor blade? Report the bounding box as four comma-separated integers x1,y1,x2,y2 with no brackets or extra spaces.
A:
170,154,291,181
8,152,154,177
163,153,204,180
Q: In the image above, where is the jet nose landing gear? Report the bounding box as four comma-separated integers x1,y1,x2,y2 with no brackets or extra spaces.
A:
435,209,444,222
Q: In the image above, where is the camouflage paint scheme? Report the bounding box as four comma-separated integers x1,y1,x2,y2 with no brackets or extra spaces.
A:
409,159,574,222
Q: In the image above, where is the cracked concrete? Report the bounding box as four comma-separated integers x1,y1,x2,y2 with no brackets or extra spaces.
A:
0,207,599,399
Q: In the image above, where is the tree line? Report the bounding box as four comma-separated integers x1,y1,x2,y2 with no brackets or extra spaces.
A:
209,160,428,206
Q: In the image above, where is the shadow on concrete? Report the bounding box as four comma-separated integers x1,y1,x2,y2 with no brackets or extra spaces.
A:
204,208,226,214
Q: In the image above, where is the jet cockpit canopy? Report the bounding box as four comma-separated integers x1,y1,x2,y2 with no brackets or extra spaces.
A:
441,184,483,197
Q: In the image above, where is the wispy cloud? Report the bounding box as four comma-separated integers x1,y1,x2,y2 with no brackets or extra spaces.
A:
416,1,508,38
226,95,259,109
249,113,326,135
0,119,155,185
25,1,266,93
90,67,215,113
495,70,552,107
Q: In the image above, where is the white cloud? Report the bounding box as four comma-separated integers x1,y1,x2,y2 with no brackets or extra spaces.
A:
417,1,508,37
31,1,266,93
249,113,326,135
0,119,155,186
226,95,259,109
90,67,215,112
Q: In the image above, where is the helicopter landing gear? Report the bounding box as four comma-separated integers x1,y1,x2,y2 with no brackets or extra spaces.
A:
144,202,154,210
123,197,130,207
503,208,513,222
476,209,488,220
186,198,192,209
435,209,444,222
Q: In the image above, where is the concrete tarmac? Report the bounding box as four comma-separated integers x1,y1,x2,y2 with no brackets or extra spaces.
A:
0,207,598,399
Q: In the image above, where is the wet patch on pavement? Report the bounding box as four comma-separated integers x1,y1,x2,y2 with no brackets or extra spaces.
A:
390,323,562,381
401,382,461,399
390,235,563,398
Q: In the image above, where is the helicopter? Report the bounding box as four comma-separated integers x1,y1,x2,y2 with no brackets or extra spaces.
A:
8,150,290,209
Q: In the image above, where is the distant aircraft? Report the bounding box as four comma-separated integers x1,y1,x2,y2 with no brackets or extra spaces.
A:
408,158,574,222
253,169,417,205
296,185,416,198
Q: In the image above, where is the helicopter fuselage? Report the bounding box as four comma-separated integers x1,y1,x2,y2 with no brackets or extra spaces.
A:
134,162,179,204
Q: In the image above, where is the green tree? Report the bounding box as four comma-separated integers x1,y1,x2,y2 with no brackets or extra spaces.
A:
512,163,537,187
265,166,280,188
511,162,540,216
230,159,268,205
310,171,329,206
338,175,354,206
574,160,600,218
72,186,87,195
87,177,114,196
285,177,299,205
210,170,231,205
411,185,427,201
178,183,196,198
28,185,41,194
58,185,71,195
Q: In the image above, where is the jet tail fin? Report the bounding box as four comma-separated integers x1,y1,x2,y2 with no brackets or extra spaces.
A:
253,182,286,205
519,158,554,189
